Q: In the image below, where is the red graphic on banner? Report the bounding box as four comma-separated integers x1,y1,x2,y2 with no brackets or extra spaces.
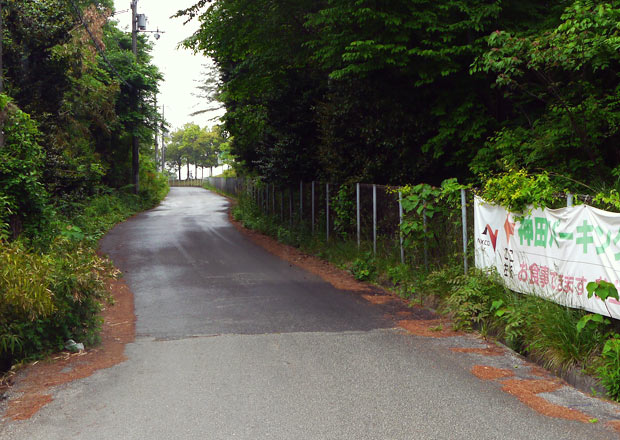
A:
504,215,515,242
483,225,499,251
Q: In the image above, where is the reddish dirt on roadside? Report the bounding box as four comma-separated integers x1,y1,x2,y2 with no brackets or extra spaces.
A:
362,294,396,305
528,365,553,379
397,318,463,338
608,420,620,434
1,278,135,422
472,365,515,380
451,345,506,357
499,379,591,423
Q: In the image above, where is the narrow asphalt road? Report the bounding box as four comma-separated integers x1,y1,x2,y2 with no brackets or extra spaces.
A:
1,187,616,439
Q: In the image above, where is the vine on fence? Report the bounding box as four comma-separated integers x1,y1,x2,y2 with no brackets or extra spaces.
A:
398,178,467,253
479,169,563,213
332,185,355,239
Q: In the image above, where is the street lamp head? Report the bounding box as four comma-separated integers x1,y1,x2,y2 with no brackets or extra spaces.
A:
154,33,160,40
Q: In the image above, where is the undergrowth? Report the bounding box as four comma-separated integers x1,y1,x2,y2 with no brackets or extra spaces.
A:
0,184,168,373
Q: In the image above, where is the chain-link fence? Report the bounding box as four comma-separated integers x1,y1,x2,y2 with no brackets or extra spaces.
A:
205,177,476,274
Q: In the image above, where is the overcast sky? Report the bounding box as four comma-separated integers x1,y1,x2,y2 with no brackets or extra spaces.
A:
112,0,224,131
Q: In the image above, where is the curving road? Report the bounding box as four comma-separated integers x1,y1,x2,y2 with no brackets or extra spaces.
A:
1,187,617,439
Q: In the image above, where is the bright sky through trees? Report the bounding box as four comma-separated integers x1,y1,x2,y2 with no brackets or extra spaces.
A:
112,0,224,130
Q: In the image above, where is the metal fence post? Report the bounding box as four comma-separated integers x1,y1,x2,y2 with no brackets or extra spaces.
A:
373,184,377,255
326,183,330,242
423,207,429,272
461,188,468,274
311,181,315,234
399,190,404,264
357,183,361,249
289,187,293,226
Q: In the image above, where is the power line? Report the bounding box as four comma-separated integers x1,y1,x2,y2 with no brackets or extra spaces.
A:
67,0,132,89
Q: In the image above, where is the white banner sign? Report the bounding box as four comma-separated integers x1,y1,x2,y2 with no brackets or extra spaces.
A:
474,196,620,320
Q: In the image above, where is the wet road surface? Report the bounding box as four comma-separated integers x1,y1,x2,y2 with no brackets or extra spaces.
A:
1,187,617,439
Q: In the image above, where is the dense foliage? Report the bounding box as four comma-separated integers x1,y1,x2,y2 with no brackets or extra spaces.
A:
0,96,48,240
181,0,620,190
4,0,162,199
0,1,167,370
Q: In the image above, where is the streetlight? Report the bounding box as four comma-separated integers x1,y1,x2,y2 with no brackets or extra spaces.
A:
130,0,164,193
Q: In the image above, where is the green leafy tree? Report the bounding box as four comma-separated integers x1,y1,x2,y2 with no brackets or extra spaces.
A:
472,0,620,185
180,123,202,179
181,0,564,185
179,0,324,184
0,96,49,239
165,130,185,180
305,0,564,184
3,0,162,200
164,123,228,179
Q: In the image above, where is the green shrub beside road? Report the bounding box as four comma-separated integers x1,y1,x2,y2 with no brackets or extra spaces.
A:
0,188,168,373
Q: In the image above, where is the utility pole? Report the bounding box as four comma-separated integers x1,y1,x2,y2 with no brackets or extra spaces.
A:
129,1,163,190
131,0,139,193
154,95,158,169
161,105,166,172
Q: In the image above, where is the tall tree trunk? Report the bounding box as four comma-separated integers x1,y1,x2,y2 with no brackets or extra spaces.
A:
195,163,197,179
187,161,190,180
178,165,181,180
210,166,213,177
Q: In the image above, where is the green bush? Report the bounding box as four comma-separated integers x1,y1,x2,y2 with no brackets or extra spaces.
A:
0,95,49,239
0,239,106,368
480,169,563,212
597,337,620,400
139,156,170,206
0,186,168,371
332,185,355,239
442,269,507,332
350,252,377,281
522,299,609,372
